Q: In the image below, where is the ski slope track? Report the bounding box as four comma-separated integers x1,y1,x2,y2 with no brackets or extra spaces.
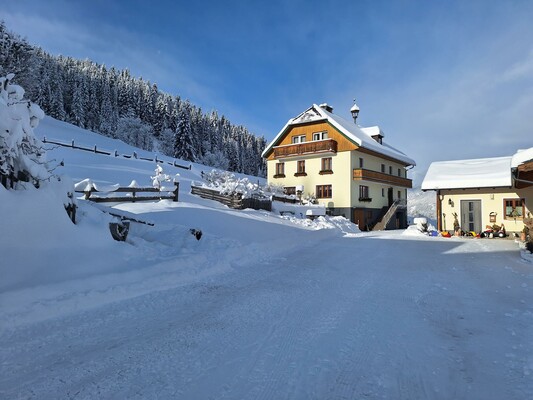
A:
1,117,532,399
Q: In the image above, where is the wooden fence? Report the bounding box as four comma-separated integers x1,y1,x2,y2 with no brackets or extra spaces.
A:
190,185,271,211
76,182,179,203
42,137,192,170
271,194,299,204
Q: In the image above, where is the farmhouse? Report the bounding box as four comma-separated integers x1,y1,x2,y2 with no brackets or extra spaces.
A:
421,148,533,234
262,103,416,230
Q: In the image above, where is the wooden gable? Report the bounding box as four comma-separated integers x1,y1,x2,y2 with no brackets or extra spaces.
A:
266,121,358,161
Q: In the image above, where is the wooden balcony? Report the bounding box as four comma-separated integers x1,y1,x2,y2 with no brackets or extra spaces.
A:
353,168,412,188
273,139,337,159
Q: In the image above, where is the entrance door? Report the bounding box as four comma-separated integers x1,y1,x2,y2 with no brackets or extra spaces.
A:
387,187,393,207
460,200,482,233
352,209,373,231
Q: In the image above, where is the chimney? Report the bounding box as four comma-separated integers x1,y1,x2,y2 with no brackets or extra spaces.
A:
319,103,333,113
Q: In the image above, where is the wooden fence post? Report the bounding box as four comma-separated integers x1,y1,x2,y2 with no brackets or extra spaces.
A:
173,181,180,202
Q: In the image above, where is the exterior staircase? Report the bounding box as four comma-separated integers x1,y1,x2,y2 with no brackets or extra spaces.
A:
372,199,407,231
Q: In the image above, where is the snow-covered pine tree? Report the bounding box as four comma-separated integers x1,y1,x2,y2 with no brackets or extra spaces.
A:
173,101,195,161
0,23,268,176
0,73,49,188
115,117,154,151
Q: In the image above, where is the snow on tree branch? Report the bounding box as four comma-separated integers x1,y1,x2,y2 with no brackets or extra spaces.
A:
0,73,50,188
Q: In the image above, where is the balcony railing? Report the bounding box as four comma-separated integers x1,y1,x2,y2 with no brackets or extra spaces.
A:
273,139,337,159
353,168,412,188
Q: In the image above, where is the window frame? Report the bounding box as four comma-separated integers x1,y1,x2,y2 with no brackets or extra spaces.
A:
284,186,296,195
316,184,332,199
503,198,525,220
359,185,371,201
294,160,307,176
320,157,333,174
312,131,328,141
291,135,306,144
274,162,285,178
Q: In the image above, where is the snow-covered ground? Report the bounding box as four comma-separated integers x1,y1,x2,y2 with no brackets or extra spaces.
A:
1,117,532,399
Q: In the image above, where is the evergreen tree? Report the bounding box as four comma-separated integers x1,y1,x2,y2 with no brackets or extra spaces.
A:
0,23,267,176
174,102,195,161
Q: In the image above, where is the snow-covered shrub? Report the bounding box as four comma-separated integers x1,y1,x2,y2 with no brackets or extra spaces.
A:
151,164,171,190
200,169,275,199
0,73,49,188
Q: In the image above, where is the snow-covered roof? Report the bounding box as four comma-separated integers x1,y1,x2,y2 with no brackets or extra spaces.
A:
360,126,385,138
262,104,415,166
421,156,513,190
511,147,533,168
422,147,533,191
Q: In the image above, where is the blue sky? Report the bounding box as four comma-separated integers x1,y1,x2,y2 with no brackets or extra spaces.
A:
2,0,532,184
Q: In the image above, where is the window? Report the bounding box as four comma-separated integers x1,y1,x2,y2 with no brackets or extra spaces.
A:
398,168,401,177
398,190,401,199
504,198,525,219
381,164,385,173
295,160,306,176
274,162,285,178
359,185,370,201
312,131,328,141
320,157,332,174
292,135,306,144
316,184,332,198
389,166,393,175
359,157,364,168
382,188,385,197
284,186,296,195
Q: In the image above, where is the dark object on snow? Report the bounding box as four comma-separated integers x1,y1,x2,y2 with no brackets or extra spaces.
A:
190,229,202,241
109,221,130,241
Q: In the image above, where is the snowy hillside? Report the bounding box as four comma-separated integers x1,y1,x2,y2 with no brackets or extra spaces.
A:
1,117,532,399
408,187,437,226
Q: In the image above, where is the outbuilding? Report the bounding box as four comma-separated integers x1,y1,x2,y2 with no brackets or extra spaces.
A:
421,148,533,234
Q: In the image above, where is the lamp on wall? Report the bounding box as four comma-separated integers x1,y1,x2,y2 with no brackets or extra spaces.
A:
448,198,454,207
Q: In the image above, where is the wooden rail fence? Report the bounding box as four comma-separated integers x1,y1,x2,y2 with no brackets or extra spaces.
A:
190,185,271,211
76,182,179,203
42,137,192,170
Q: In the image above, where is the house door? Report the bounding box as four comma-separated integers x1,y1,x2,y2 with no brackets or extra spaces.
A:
388,187,393,207
460,200,481,233
353,209,371,231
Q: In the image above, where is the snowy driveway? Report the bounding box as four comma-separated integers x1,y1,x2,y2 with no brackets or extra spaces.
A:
1,233,532,399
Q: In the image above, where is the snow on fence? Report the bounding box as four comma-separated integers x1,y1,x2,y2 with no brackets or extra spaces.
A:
190,185,272,211
75,180,179,203
42,137,192,170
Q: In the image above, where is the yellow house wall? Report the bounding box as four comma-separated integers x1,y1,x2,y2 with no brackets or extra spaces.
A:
353,149,408,178
267,151,353,208
439,187,533,232
350,150,409,208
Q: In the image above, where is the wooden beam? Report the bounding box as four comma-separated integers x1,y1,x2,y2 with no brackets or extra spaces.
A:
436,190,442,231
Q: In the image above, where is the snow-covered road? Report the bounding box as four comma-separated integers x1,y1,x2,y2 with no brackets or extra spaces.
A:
2,234,532,399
